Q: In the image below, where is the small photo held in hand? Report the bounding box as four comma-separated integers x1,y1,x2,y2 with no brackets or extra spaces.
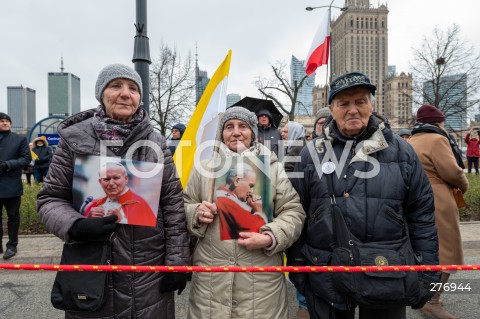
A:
72,155,163,227
214,155,272,240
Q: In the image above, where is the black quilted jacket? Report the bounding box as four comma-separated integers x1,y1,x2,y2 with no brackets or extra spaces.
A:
288,114,438,308
37,108,190,319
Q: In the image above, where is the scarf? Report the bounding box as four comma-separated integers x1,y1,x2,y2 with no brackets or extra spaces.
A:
92,106,144,153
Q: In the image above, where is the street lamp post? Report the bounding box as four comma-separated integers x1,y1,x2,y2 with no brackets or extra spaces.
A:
306,5,346,11
132,0,151,115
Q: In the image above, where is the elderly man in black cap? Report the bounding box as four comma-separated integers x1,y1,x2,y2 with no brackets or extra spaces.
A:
256,109,282,156
287,72,439,319
0,112,31,259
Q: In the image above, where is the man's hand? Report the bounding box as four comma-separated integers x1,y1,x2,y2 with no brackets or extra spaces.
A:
87,207,106,218
106,208,123,223
246,194,262,213
237,232,272,250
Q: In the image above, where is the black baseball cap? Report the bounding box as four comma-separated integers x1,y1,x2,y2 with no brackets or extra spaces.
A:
328,72,376,104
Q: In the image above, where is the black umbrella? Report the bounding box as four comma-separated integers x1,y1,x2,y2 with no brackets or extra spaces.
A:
230,97,284,128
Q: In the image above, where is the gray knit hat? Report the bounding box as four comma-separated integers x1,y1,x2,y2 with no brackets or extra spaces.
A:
95,64,143,104
316,107,331,120
220,107,258,141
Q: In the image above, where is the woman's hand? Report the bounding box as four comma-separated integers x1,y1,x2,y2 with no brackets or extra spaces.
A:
197,201,217,224
237,232,272,250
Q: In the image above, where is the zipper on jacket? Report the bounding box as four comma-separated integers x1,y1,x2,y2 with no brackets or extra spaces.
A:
385,208,404,227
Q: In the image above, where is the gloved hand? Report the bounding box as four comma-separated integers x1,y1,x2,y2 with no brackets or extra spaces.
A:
68,215,118,241
411,271,441,309
160,272,188,295
0,161,7,175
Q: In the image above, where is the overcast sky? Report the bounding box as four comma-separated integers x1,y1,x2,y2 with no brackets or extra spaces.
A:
1,0,478,120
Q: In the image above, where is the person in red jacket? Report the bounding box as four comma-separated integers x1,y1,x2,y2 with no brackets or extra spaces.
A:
216,162,267,240
84,162,157,226
465,128,480,174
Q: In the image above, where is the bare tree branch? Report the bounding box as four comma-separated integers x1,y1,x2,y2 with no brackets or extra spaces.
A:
254,61,312,120
150,42,195,136
410,24,480,134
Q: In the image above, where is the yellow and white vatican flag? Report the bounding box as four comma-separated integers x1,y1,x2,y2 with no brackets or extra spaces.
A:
173,50,232,188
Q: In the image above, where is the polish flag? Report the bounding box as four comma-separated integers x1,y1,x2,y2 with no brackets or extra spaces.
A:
305,9,330,76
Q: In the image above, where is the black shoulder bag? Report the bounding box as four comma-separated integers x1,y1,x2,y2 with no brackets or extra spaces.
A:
326,170,436,308
51,240,111,312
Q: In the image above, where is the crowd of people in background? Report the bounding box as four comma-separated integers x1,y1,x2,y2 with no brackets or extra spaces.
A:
2,66,477,319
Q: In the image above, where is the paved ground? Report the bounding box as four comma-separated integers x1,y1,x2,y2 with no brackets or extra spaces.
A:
1,221,480,318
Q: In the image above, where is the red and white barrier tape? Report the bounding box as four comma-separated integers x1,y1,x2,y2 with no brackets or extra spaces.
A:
0,264,479,272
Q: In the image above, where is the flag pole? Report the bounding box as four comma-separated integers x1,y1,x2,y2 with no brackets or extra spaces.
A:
207,114,223,203
325,7,332,107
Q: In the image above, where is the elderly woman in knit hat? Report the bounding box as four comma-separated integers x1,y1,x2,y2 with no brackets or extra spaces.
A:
409,104,468,319
311,107,331,139
37,64,190,319
183,106,305,319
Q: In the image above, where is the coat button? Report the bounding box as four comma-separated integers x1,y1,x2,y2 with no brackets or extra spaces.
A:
232,300,238,307
228,257,236,265
313,257,318,262
344,193,350,198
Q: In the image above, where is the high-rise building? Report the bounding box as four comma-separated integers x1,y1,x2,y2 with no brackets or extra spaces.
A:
423,73,468,132
388,65,396,77
384,72,413,127
331,0,389,114
195,52,210,106
291,55,315,116
48,71,81,116
7,86,36,133
226,93,241,108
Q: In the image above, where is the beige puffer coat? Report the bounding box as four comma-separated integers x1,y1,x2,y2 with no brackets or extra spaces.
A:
184,142,305,319
37,108,190,319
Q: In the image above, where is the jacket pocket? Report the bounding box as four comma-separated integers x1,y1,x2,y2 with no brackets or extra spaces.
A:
302,245,332,266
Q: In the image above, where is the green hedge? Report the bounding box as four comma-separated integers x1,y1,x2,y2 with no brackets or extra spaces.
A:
2,175,480,235
459,174,480,221
1,183,49,235
19,183,50,234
